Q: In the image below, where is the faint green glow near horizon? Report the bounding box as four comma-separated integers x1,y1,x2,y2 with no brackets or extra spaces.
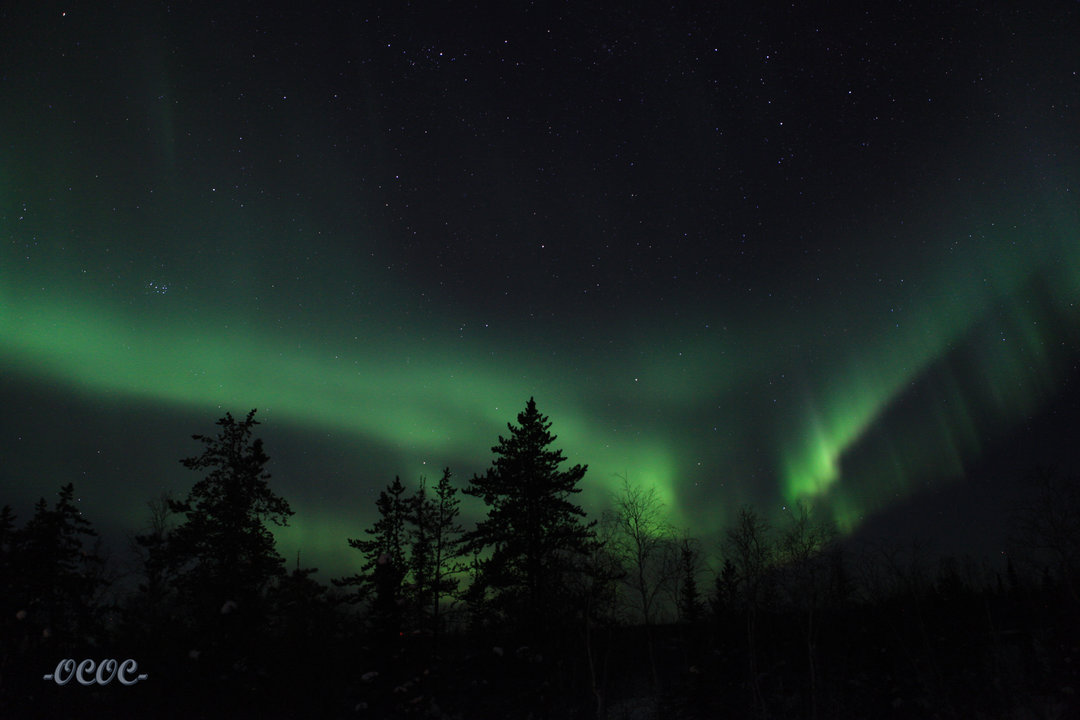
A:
0,276,687,530
778,214,1080,533
2,200,1078,559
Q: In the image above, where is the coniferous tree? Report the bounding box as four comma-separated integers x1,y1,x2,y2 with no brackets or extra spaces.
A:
462,549,493,634
712,557,739,619
335,476,409,605
271,555,333,704
0,504,18,671
274,555,331,638
335,474,414,659
10,484,107,649
407,468,464,639
675,536,706,685
0,491,107,717
677,538,705,626
131,492,174,606
407,476,436,629
165,410,293,657
463,397,596,643
0,505,17,617
711,556,741,662
121,492,179,659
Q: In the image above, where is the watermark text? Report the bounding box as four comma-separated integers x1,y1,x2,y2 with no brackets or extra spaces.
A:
43,658,148,686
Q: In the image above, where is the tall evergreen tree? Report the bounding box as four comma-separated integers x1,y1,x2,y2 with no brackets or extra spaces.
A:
5,485,107,650
335,475,410,606
0,490,109,718
131,492,174,606
335,474,418,666
463,397,595,641
166,410,293,640
407,476,436,627
0,504,19,670
0,505,19,617
677,538,705,626
407,468,464,638
712,557,739,618
270,553,335,708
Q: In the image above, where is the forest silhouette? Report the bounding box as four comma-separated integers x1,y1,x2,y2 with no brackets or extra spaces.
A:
1,400,1078,719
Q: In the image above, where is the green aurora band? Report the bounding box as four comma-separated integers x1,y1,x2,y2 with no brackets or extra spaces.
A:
2,194,1078,563
778,204,1080,530
0,263,687,532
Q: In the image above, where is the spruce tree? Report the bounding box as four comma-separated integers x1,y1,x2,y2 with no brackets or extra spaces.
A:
12,485,106,647
0,505,18,665
407,476,436,627
463,397,595,641
0,504,16,600
166,409,293,649
335,474,415,656
712,557,739,618
131,492,174,608
408,468,464,639
335,476,409,604
677,538,704,625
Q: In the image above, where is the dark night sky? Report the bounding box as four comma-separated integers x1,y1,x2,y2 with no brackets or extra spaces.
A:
2,1,1078,576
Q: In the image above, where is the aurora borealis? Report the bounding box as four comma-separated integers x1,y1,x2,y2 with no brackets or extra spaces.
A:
2,2,1078,576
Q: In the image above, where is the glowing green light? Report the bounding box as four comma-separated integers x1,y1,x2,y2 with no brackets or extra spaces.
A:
778,205,1080,532
2,188,1077,569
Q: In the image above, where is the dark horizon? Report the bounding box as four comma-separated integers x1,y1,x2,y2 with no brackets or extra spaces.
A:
3,397,1080,719
2,379,1078,585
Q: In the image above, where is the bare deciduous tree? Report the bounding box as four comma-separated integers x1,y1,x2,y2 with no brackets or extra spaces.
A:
612,473,678,688
779,502,837,720
723,506,773,716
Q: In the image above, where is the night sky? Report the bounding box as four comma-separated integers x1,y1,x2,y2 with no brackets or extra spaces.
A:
2,2,1078,577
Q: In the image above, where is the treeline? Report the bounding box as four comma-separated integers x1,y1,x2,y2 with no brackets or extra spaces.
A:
1,400,1078,719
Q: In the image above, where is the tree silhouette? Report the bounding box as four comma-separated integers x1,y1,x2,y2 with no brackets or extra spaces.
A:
1014,466,1080,601
335,476,409,605
779,502,838,720
712,557,739,617
165,409,293,663
612,473,677,687
7,484,107,651
0,505,19,633
270,554,334,705
463,397,595,643
723,506,774,715
577,510,625,719
677,537,705,626
122,492,180,659
407,468,464,641
131,492,175,605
